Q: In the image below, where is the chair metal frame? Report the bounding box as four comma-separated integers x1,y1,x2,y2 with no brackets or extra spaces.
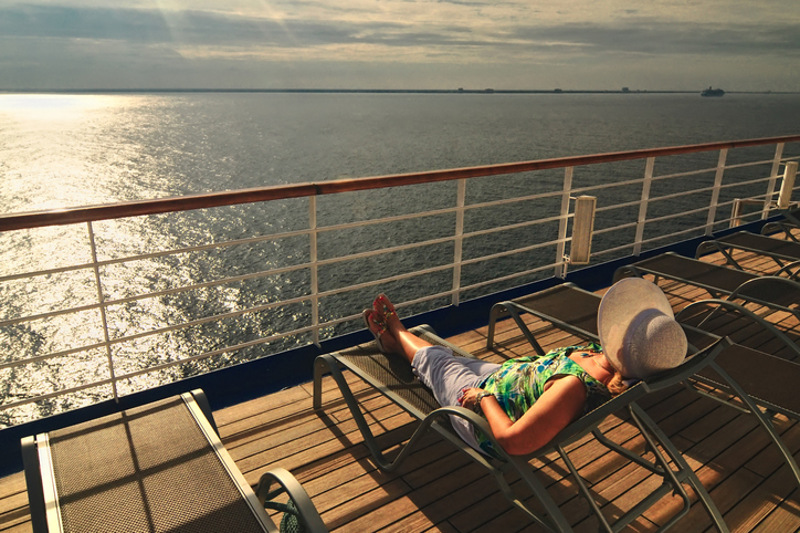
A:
611,252,800,321
696,230,800,272
761,208,800,242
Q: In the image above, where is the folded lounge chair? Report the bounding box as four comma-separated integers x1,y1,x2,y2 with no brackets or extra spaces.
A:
486,283,800,490
313,325,732,532
22,389,327,533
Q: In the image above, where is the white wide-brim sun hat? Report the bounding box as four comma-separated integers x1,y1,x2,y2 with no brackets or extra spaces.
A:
597,277,688,379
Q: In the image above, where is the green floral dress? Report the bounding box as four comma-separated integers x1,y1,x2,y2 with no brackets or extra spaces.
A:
475,343,611,457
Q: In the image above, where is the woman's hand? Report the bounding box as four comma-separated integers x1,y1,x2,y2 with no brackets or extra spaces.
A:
458,387,491,412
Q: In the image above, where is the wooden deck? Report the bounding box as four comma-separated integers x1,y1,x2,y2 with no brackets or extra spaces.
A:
2,233,800,532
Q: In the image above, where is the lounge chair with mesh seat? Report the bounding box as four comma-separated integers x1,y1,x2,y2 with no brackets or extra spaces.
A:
610,252,800,321
674,296,800,362
487,282,800,490
314,324,732,532
675,299,800,415
695,230,800,273
22,389,327,533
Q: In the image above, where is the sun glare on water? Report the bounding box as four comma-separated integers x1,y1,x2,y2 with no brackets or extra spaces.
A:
0,93,141,214
0,93,116,122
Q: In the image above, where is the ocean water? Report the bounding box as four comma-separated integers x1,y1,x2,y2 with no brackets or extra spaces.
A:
3,92,800,213
1,92,799,425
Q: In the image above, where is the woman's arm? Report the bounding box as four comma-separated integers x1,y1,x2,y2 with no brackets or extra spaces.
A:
462,377,587,456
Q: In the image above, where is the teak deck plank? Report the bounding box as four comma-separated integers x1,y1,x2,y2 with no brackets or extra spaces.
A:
1,230,799,532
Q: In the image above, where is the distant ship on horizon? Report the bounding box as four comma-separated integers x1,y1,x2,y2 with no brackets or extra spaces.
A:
701,86,725,97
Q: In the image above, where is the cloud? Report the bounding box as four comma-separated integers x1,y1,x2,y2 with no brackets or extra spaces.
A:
510,20,800,57
0,1,798,90
5,2,797,58
1,5,286,45
0,5,169,42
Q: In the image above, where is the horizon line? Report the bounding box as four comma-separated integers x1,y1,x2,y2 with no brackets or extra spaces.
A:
2,88,798,95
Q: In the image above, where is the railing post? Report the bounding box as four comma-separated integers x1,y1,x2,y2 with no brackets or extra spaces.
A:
763,142,785,218
705,149,728,235
555,167,574,278
309,196,320,346
451,179,466,307
778,161,798,209
569,196,596,265
730,199,744,228
633,157,655,256
87,221,119,403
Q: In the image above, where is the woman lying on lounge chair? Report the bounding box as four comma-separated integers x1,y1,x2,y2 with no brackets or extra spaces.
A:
363,278,687,457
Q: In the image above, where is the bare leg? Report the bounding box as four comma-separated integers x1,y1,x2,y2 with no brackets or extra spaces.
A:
373,294,432,364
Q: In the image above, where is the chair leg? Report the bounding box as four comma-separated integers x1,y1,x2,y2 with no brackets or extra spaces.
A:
313,354,438,472
708,360,800,489
313,354,396,470
555,446,616,533
21,436,48,533
558,419,714,533
311,354,332,411
719,247,744,270
503,456,575,532
487,301,548,355
628,403,730,532
504,302,547,355
486,302,509,350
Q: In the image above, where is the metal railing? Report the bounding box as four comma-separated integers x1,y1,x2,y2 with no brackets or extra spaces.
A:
1,135,799,427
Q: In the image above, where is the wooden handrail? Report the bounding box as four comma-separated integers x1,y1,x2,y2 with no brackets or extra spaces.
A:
2,134,799,232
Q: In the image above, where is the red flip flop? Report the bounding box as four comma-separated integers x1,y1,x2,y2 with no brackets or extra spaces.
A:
362,308,389,353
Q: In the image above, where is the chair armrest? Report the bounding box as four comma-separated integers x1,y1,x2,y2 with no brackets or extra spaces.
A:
188,388,218,435
255,468,327,533
425,405,520,463
21,435,48,533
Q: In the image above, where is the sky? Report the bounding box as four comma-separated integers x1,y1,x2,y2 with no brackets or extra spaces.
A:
1,0,799,92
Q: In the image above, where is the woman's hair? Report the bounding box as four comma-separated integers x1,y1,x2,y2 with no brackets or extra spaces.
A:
606,371,629,396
